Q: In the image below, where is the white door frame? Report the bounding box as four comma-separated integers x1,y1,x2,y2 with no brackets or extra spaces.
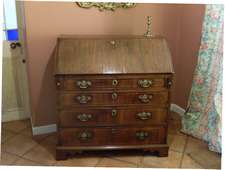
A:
15,0,32,122
2,1,31,123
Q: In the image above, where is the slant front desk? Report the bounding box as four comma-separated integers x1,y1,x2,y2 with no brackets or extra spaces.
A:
53,35,174,160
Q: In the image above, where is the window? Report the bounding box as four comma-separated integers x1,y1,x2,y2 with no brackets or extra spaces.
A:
3,0,18,41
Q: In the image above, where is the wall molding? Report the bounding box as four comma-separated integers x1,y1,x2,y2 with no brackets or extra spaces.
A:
170,103,186,117
32,103,186,136
32,124,57,136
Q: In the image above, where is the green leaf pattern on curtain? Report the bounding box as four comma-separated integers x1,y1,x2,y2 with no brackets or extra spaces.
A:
181,4,223,153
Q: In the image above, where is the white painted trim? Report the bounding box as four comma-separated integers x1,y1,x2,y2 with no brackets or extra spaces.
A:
16,0,32,123
2,108,28,122
170,103,186,117
32,124,57,136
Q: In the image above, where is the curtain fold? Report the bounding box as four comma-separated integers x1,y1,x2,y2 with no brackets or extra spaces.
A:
181,4,223,153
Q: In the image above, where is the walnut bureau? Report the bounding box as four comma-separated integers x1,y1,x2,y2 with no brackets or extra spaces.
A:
54,35,174,160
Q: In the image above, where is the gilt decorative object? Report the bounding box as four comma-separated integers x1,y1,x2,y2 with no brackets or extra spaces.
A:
76,2,136,11
144,16,153,38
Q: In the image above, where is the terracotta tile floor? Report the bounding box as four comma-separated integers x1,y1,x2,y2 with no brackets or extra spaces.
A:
0,112,221,168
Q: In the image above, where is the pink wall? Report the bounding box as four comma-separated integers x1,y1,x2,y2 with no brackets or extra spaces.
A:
24,2,205,126
176,5,205,107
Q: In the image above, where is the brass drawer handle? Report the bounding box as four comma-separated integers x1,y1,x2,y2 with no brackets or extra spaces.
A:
112,92,118,100
136,131,149,140
77,113,92,122
138,79,152,88
76,80,92,89
111,109,117,117
77,131,93,141
138,94,153,103
136,112,152,120
76,95,92,104
112,79,118,86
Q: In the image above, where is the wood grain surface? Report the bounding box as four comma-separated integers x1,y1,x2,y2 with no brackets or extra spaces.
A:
59,126,166,146
54,35,174,160
54,36,174,75
58,90,169,107
59,107,168,127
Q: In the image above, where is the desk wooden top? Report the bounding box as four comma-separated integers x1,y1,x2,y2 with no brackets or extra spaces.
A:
54,35,174,75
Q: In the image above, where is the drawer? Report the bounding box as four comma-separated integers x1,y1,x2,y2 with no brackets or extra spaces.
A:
55,75,172,91
59,107,168,127
59,91,169,107
59,126,166,146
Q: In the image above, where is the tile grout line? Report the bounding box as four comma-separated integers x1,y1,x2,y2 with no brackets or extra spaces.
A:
2,120,31,134
18,136,58,166
3,150,45,166
1,134,18,145
8,134,50,163
1,128,24,143
140,152,159,168
181,136,206,168
94,155,138,167
187,153,207,168
170,148,184,153
107,156,140,166
12,156,46,166
178,135,189,168
2,127,58,166
138,152,145,168
2,129,52,159
94,157,104,167
1,123,32,144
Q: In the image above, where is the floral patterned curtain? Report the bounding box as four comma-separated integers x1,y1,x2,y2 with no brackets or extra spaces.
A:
181,4,223,153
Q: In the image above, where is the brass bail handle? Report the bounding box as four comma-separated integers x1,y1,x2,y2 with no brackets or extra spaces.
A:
136,131,149,140
138,94,153,103
76,80,92,89
138,79,153,88
77,131,93,141
136,112,152,120
76,95,92,104
77,113,92,122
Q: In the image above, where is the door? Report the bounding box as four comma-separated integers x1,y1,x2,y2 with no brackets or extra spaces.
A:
2,0,30,122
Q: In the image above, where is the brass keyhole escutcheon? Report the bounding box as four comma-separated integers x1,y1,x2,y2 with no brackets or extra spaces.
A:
111,109,117,117
112,92,118,100
110,40,117,48
112,79,118,86
56,82,61,87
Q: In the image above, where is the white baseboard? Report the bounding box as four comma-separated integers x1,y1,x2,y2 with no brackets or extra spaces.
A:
170,103,186,117
31,103,185,136
32,124,57,136
2,108,29,122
